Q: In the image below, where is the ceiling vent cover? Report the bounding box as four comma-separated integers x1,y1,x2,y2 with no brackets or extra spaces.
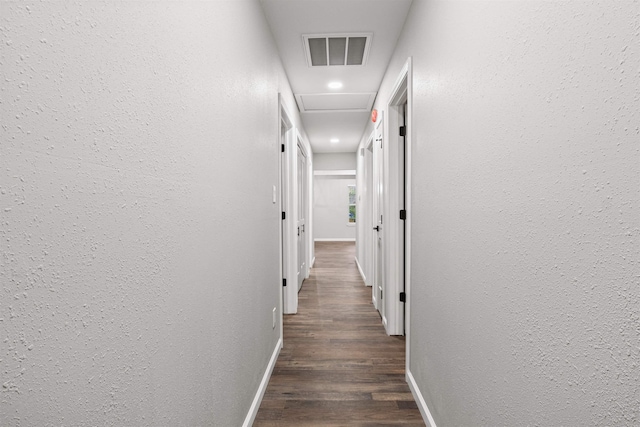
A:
303,33,372,67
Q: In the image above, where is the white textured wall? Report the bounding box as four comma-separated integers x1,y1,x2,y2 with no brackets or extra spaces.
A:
375,0,640,425
313,152,357,171
355,148,367,277
0,1,296,425
313,154,356,240
313,177,356,240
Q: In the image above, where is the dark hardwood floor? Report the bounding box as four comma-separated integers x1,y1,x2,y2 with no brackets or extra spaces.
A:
254,241,424,427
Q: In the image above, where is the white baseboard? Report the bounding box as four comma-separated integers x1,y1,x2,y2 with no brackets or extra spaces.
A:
354,256,366,283
314,238,356,242
242,337,282,427
407,369,437,427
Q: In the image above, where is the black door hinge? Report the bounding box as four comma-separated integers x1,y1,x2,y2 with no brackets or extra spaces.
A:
282,212,286,220
283,278,287,287
400,292,406,303
399,126,407,137
400,209,406,220
281,144,285,152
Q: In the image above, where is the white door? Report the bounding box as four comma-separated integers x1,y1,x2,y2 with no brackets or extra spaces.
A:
297,143,307,290
281,120,289,307
280,101,297,314
364,136,374,288
386,63,410,335
399,102,407,333
372,115,385,321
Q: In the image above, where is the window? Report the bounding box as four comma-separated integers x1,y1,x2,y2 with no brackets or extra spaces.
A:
348,185,356,223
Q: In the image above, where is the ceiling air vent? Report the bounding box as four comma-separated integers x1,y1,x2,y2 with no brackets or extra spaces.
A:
303,33,372,67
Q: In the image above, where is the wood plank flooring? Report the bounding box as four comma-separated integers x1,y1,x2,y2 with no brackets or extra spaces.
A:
254,241,424,427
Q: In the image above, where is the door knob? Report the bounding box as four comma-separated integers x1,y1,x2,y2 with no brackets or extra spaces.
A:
373,226,380,231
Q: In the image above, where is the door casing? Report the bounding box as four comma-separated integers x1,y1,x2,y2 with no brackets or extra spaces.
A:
384,58,413,341
296,138,309,290
280,97,298,315
372,113,385,321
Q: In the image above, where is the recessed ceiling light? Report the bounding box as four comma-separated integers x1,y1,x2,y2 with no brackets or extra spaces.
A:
328,81,343,89
330,138,339,143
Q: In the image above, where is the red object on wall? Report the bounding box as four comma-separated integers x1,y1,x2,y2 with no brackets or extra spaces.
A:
371,109,378,123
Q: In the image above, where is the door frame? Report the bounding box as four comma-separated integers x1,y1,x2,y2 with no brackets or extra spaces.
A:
279,96,298,315
385,58,413,339
372,113,385,320
363,133,374,288
296,132,310,289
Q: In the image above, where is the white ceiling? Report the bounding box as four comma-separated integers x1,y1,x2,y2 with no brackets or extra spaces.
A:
260,0,413,153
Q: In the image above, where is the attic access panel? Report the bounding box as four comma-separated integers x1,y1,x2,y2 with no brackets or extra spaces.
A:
295,93,377,113
303,33,372,67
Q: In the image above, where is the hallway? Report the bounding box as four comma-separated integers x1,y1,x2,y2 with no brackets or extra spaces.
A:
3,1,638,425
254,242,424,426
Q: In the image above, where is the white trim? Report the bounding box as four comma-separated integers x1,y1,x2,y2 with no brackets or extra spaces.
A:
280,97,298,314
355,256,367,284
313,169,356,176
405,57,413,371
389,60,410,107
304,143,314,281
242,338,282,427
383,58,411,336
314,238,356,242
295,130,311,288
407,370,437,427
373,114,385,317
362,132,376,304
398,57,413,369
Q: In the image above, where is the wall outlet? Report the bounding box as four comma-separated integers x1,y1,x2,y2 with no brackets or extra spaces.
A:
272,307,276,329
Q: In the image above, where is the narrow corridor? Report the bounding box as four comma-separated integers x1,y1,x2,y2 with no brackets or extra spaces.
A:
254,242,424,426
